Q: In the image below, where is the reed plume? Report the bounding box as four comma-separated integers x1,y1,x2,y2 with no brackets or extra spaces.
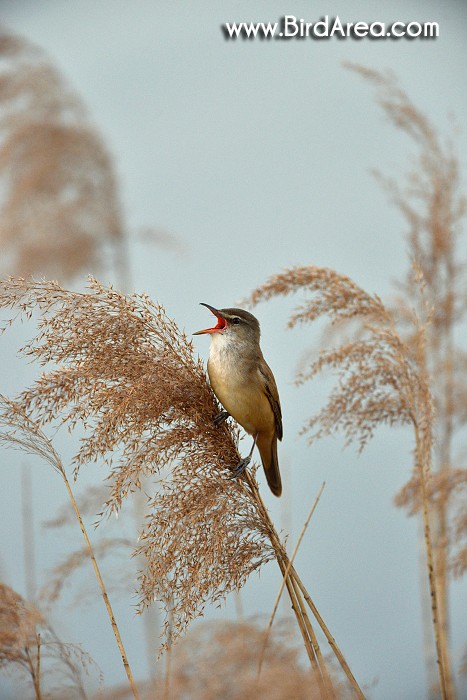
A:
348,64,467,698
0,582,91,699
248,65,467,698
0,392,139,698
249,262,452,695
0,32,127,283
250,265,422,448
156,619,354,700
0,275,364,698
92,619,355,700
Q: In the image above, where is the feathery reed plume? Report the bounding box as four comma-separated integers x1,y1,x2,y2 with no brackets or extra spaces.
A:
0,276,364,698
249,262,451,697
156,619,355,700
43,485,110,529
41,538,133,606
347,64,467,697
0,582,91,699
93,619,355,700
0,393,139,699
0,31,175,680
0,32,127,284
41,487,134,606
250,265,419,449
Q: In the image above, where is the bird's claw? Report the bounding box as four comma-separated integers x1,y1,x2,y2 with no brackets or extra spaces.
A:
214,410,230,426
228,456,251,480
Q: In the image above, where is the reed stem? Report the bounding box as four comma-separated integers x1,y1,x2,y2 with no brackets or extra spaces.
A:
62,473,140,700
244,471,365,699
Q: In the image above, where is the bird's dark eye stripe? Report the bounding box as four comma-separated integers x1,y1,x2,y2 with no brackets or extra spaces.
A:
232,317,240,325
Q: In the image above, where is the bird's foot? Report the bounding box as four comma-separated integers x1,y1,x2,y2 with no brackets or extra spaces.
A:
228,456,251,480
214,410,230,426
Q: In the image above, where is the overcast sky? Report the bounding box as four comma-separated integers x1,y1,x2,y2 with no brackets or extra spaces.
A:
0,2,466,699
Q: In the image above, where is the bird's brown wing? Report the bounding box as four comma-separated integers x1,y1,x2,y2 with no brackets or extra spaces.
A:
258,362,283,441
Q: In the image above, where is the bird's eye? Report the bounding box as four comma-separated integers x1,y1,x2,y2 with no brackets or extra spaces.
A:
232,317,240,325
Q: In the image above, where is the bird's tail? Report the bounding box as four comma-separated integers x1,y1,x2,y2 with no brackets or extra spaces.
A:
258,435,282,497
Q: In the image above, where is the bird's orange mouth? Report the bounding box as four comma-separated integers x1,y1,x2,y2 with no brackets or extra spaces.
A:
193,304,227,335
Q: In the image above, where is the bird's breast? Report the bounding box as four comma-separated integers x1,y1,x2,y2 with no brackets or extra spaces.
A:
207,337,274,436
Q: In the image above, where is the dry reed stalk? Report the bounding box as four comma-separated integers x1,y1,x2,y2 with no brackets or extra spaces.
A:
415,422,448,700
0,276,363,698
163,599,174,700
410,293,448,700
257,482,325,680
34,634,42,700
258,483,326,688
289,574,334,700
281,565,323,690
21,463,37,601
245,470,363,699
248,262,453,698
0,582,89,698
0,396,140,700
347,64,467,699
63,477,140,700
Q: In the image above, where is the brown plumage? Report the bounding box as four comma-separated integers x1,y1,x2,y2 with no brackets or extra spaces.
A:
194,304,283,496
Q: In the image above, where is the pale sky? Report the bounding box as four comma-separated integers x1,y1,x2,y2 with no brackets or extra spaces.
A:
0,2,466,699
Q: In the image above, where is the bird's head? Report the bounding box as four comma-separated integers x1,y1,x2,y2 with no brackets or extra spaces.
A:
193,304,260,344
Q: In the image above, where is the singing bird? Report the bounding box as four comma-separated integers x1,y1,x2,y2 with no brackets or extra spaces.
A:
194,304,283,497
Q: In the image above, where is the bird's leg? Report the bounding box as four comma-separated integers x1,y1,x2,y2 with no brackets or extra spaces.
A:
213,410,230,426
229,434,258,480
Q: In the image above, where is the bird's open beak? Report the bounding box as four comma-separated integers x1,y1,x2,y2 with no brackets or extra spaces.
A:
193,303,227,335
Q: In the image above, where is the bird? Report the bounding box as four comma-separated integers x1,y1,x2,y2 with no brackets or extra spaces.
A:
193,303,283,496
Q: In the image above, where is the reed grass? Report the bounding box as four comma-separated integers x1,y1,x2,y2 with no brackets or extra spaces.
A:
349,64,467,699
0,275,364,698
257,482,325,682
0,581,90,699
0,32,126,284
248,261,457,699
0,395,139,699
